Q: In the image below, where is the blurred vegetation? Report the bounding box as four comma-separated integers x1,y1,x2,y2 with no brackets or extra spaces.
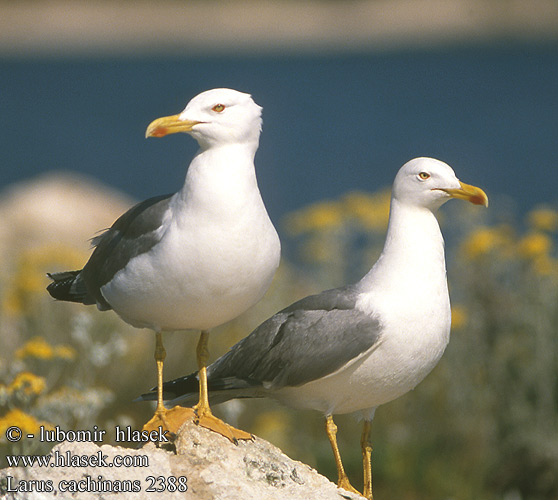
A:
1,187,557,500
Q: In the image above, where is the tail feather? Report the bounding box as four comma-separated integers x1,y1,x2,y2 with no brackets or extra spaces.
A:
137,372,263,407
46,270,90,304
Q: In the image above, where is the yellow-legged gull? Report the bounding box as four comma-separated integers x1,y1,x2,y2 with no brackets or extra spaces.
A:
47,88,281,441
140,157,487,496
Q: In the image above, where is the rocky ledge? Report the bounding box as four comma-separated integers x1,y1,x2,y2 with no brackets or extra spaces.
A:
0,420,362,500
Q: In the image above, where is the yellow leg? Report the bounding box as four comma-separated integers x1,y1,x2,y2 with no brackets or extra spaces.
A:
192,330,252,443
143,330,251,442
155,331,166,415
194,330,211,417
361,420,373,499
143,332,196,437
325,415,361,496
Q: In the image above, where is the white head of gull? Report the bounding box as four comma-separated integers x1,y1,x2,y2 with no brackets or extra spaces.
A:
141,157,488,497
47,88,281,441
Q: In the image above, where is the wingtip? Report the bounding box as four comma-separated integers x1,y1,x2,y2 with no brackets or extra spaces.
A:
134,386,158,403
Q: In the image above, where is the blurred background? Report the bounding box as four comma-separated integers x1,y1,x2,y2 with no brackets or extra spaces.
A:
1,1,557,499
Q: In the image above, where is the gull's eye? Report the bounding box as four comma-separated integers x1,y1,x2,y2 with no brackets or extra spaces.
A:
212,104,226,113
418,172,430,180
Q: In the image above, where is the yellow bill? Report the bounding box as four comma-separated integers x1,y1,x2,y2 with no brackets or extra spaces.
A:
145,114,202,138
441,181,489,207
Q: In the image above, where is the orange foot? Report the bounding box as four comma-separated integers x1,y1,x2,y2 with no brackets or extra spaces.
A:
194,408,253,444
338,476,364,497
142,406,197,438
142,406,252,444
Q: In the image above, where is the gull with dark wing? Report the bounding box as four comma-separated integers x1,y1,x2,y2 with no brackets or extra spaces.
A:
47,88,281,442
140,157,487,497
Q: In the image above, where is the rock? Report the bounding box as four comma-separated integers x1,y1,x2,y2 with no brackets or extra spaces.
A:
0,171,134,263
0,420,363,499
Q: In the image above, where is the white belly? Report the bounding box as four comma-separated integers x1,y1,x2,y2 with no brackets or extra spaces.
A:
100,211,280,331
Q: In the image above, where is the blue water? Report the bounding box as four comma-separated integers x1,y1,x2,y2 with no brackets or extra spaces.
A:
1,43,557,224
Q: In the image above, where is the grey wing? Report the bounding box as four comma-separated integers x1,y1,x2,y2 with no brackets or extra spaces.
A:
80,193,173,307
209,285,382,390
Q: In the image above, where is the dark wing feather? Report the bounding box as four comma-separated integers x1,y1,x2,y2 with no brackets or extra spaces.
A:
209,285,381,389
80,193,173,308
47,193,173,308
46,270,89,303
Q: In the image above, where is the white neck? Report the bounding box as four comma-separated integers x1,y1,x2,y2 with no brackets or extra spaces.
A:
177,143,261,213
359,198,447,294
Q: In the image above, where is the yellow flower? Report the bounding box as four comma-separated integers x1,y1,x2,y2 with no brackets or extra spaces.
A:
528,207,558,232
0,409,53,438
9,372,47,396
342,190,391,232
285,201,344,235
284,189,391,236
16,337,55,360
2,244,86,316
461,226,512,260
451,305,467,330
518,232,552,259
15,336,76,361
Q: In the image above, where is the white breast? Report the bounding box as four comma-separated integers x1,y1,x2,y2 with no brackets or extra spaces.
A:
100,145,280,332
